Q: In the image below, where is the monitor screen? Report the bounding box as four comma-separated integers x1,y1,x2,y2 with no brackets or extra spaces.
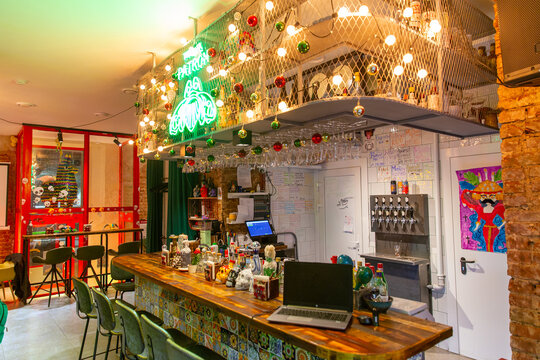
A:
245,220,273,237
283,262,353,312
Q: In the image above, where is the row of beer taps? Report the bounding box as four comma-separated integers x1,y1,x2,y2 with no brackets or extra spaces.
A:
371,196,417,230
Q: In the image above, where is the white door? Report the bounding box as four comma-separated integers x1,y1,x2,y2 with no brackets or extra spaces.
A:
450,153,511,360
322,168,361,262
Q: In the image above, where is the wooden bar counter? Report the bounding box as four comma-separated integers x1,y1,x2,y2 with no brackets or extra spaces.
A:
113,253,452,360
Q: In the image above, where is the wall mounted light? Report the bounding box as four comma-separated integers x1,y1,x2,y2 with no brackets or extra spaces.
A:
113,137,122,147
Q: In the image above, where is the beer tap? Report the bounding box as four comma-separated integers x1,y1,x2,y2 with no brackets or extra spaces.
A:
396,197,402,211
371,210,376,227
392,210,399,228
374,197,379,210
408,216,417,229
381,197,386,210
400,215,407,230
404,196,411,212
388,197,394,211
377,212,384,227
385,210,391,229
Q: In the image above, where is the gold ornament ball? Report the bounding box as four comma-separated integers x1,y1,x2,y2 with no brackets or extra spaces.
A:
367,63,379,76
322,133,331,142
238,128,248,139
353,105,365,117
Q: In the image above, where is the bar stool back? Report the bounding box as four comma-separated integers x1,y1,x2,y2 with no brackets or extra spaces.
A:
165,338,204,360
0,262,16,301
115,299,148,359
73,245,105,291
72,277,97,360
92,288,123,360
29,247,72,307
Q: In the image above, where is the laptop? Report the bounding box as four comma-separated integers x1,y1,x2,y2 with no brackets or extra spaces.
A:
245,220,277,244
267,261,353,330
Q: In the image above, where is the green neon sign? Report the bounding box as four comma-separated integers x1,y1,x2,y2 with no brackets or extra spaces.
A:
175,43,210,80
169,77,217,135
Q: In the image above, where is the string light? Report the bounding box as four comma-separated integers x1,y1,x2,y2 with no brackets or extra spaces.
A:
246,110,254,118
165,65,172,72
157,146,164,152
180,38,188,45
277,48,287,57
278,101,288,111
286,25,297,36
332,74,343,85
151,78,157,85
168,81,175,88
139,84,146,90
144,116,150,123
418,69,428,78
160,94,167,101
139,121,145,127
206,65,214,73
238,52,247,61
149,120,155,126
403,53,413,64
143,148,150,154
385,35,396,46
265,1,274,10
358,5,369,16
403,7,413,18
338,7,349,17
228,23,237,32
393,65,404,76
160,85,166,92
219,69,227,77
430,19,442,33
167,114,172,119
216,99,224,107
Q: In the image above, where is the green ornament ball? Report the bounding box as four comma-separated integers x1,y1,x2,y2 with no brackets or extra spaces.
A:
355,266,373,289
275,21,285,32
207,154,215,162
169,148,176,155
134,102,140,107
297,40,310,54
171,73,178,80
250,92,260,103
238,128,248,139
152,129,158,134
207,138,215,148
271,118,281,130
322,133,330,142
210,88,219,98
163,138,169,145
252,145,263,155
294,139,302,148
139,157,146,163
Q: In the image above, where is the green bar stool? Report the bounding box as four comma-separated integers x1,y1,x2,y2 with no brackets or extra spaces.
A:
73,245,105,292
92,288,123,360
72,277,98,360
29,247,72,307
110,263,135,300
166,338,205,360
115,300,148,359
108,241,141,257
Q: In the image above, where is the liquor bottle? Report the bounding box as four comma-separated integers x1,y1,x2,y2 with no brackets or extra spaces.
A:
375,269,389,301
410,0,421,31
27,221,34,235
161,244,170,266
408,87,417,105
289,78,298,106
377,263,387,284
419,93,428,108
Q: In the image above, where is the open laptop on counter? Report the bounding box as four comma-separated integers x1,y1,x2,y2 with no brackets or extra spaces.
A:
267,261,353,330
245,219,277,245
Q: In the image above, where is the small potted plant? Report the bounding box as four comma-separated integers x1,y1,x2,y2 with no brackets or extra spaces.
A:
188,248,201,274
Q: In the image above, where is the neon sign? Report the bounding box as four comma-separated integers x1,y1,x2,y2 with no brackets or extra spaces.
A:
169,77,217,135
175,43,210,80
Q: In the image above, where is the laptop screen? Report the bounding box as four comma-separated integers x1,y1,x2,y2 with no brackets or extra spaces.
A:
245,220,273,237
283,262,353,312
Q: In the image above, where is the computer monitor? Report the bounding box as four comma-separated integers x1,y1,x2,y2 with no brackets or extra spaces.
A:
245,220,274,237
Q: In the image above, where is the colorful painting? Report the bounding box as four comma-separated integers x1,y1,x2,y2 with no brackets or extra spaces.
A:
456,166,506,253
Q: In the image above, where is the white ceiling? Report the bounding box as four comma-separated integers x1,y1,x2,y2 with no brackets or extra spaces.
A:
0,0,494,137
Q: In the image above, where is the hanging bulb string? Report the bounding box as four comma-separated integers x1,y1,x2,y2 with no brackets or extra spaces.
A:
0,116,22,125
72,105,135,128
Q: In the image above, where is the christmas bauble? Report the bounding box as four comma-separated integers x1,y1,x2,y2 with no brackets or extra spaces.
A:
353,105,365,117
252,146,263,155
165,103,172,111
355,266,373,287
247,15,258,27
169,148,176,155
163,139,169,145
210,88,219,97
367,63,379,76
273,142,283,152
139,157,146,163
206,138,215,148
297,40,310,54
187,159,195,166
134,102,140,107
294,139,302,148
234,12,242,20
238,149,247,158
250,92,260,102
238,128,248,139
337,254,354,266
233,82,244,93
312,133,322,144
275,21,285,32
274,75,286,88
171,73,178,80
208,48,217,57
322,133,331,142
152,129,158,134
142,108,150,115
207,154,215,162
154,153,161,160
227,56,235,64
186,145,194,153
271,118,281,130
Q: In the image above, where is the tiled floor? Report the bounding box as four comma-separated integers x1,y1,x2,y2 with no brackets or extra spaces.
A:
0,292,475,360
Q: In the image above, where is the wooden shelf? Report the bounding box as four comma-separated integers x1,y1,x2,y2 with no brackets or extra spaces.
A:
227,192,270,199
187,197,219,200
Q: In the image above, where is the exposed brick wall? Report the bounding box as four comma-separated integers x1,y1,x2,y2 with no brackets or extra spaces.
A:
0,136,17,260
494,2,540,359
139,161,148,220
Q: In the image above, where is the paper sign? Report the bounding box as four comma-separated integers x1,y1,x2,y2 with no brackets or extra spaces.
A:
423,163,434,180
377,166,391,182
369,151,385,167
237,166,252,188
376,134,391,151
407,164,424,181
384,149,398,166
391,165,407,180
391,132,406,148
398,147,413,165
405,129,422,146
414,144,432,163
344,215,354,233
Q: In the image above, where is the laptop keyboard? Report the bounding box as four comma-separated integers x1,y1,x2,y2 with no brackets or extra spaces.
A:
277,308,348,322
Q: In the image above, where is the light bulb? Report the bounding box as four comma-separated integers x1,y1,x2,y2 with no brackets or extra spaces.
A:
286,25,296,36
165,64,172,72
403,7,413,18
151,78,156,85
139,121,145,127
160,85,166,92
144,116,150,123
206,65,214,73
238,52,247,61
385,35,396,46
278,101,288,111
246,110,254,118
228,23,237,32
161,94,167,101
180,38,188,45
168,81,175,88
430,19,442,33
277,47,287,57
265,1,274,10
358,5,369,16
149,120,155,126
393,65,404,76
418,69,428,79
167,114,172,119
219,69,227,77
216,99,224,107
403,53,413,64
157,146,164,152
332,74,343,85
143,148,150,154
128,139,134,145
139,84,146,90
338,7,349,17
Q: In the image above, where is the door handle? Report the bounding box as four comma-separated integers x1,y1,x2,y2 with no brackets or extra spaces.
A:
460,257,475,275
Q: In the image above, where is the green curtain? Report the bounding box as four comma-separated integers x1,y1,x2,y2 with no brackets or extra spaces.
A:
146,160,164,253
167,162,199,241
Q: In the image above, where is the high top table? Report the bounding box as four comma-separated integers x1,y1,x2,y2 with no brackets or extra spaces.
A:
113,253,452,360
22,227,143,302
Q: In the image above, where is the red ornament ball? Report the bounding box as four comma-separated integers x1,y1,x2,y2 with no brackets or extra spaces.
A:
208,48,217,57
187,159,195,166
186,145,194,153
238,149,247,158
273,142,283,152
247,15,258,27
142,108,150,115
164,103,172,111
312,133,323,144
233,82,244,94
274,75,286,88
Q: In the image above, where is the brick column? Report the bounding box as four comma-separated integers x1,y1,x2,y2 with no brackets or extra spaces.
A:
494,2,540,358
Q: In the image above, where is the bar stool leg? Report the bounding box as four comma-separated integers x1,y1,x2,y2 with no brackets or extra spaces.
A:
1,282,5,299
54,267,62,297
48,267,56,307
8,281,15,301
92,328,99,360
28,269,53,304
104,335,112,360
78,317,90,360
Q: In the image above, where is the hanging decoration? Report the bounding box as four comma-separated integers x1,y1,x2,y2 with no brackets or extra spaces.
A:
210,88,219,98
134,102,140,107
233,82,244,93
252,146,263,155
367,63,379,76
273,142,283,152
322,133,331,142
271,117,281,130
169,148,176,155
187,159,195,166
274,76,286,88
238,149,247,158
297,40,310,54
142,108,150,115
311,133,322,144
154,153,161,160
206,138,216,148
238,128,248,139
165,103,173,111
207,48,217,57
294,139,302,148
186,144,194,153
275,21,285,32
353,104,365,117
207,154,216,162
250,92,260,102
247,15,258,27
139,157,146,163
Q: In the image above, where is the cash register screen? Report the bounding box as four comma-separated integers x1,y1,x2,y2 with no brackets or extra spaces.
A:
245,220,273,237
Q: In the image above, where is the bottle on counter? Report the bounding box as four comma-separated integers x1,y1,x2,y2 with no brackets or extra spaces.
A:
391,180,397,195
403,180,409,194
200,182,208,198
408,87,417,105
374,267,389,301
27,221,34,235
398,181,403,194
161,244,170,266
377,263,387,285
